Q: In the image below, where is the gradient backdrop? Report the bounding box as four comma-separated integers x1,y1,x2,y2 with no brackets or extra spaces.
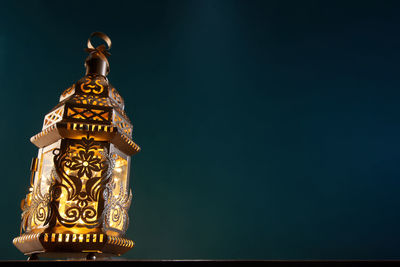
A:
0,0,400,260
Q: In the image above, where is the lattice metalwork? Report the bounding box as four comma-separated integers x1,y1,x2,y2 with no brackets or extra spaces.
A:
109,87,124,108
42,106,64,130
65,105,111,123
113,111,133,137
59,85,75,102
71,95,111,106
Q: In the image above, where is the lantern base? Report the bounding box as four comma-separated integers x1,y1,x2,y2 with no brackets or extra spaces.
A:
13,232,134,259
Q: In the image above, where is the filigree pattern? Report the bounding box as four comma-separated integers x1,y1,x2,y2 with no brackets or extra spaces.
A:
62,85,75,97
79,75,107,94
20,174,54,233
60,84,76,101
48,136,114,228
66,106,110,122
102,177,132,233
110,87,123,106
113,112,133,137
71,95,111,106
42,106,64,130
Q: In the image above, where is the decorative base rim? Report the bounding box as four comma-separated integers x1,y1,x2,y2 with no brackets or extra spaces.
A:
13,232,134,257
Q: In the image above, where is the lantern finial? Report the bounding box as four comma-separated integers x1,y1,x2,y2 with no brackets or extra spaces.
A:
84,32,112,77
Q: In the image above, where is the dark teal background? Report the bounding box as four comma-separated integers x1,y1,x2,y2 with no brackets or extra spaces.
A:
1,0,400,260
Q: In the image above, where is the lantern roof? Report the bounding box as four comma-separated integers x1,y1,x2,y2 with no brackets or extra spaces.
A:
30,32,140,156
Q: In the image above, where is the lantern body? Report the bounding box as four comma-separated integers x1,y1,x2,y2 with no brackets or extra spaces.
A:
13,34,140,259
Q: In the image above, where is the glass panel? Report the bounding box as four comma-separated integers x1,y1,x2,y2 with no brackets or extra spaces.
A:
111,154,128,198
102,145,131,234
30,141,60,230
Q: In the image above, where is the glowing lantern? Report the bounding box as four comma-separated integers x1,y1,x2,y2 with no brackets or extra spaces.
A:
13,32,140,260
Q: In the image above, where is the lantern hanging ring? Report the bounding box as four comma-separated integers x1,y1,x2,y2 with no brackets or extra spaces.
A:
87,32,112,51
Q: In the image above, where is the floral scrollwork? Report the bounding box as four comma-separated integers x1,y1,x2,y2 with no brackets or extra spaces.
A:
48,135,114,228
79,75,107,94
102,176,132,234
61,84,75,98
110,87,123,106
20,174,54,233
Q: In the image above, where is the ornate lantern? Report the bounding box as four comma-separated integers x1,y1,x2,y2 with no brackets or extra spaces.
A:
12,32,140,260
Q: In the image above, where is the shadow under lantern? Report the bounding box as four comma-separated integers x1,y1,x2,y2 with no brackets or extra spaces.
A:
13,32,140,260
